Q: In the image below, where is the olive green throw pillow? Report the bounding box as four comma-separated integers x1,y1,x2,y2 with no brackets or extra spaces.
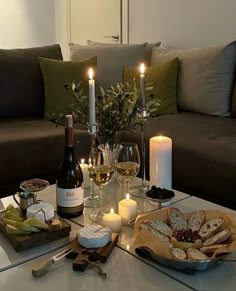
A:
39,57,97,120
123,58,180,115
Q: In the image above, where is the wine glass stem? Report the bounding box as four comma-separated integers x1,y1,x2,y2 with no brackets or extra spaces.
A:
89,178,94,197
99,185,103,213
126,180,129,194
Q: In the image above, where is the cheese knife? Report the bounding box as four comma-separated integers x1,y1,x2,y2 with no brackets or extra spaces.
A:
32,247,72,277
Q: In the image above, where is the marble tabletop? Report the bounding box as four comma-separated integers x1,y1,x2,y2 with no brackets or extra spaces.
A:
0,244,192,291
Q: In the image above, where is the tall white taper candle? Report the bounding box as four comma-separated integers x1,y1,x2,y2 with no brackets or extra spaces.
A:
140,63,146,108
149,136,172,190
88,68,96,134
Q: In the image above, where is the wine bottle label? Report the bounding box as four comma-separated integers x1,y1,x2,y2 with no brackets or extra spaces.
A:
56,187,84,207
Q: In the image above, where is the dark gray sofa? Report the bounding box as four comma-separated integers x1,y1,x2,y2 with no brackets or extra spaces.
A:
0,45,90,197
1,43,236,212
122,112,236,209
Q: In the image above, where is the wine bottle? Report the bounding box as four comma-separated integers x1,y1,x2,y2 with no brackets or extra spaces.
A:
56,115,84,218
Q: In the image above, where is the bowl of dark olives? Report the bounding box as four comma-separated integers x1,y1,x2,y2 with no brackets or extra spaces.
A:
146,186,175,206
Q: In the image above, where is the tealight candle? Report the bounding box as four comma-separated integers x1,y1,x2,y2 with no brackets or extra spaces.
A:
118,194,137,225
80,159,90,188
149,135,172,190
102,208,122,233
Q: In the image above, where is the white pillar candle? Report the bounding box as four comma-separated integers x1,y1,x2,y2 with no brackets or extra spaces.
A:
80,159,90,188
102,208,122,233
149,136,172,190
140,63,146,108
88,68,96,134
118,194,137,225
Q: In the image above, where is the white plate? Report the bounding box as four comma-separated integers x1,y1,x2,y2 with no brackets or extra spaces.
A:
147,196,174,207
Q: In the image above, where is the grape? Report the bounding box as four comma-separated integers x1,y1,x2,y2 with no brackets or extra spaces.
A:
146,186,175,200
173,229,200,242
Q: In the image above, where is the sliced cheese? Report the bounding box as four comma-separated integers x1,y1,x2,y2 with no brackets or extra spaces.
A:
78,224,112,248
26,203,54,222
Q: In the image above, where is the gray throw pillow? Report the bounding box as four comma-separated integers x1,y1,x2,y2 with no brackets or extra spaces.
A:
151,42,236,117
87,40,161,64
69,43,147,91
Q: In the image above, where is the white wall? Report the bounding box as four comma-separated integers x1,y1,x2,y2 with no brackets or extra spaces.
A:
54,0,70,59
129,0,236,48
0,0,55,49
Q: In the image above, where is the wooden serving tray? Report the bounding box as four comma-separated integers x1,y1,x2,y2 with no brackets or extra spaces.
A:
0,215,71,252
67,233,118,272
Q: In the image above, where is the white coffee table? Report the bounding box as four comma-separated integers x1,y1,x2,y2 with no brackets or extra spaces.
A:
1,178,236,291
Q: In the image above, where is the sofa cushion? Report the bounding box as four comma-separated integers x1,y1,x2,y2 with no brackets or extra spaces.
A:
0,44,63,118
69,43,147,90
0,119,90,192
39,56,97,120
123,58,180,115
121,112,236,207
87,40,161,64
151,42,236,117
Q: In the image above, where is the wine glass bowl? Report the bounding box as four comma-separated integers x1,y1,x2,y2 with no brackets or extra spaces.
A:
115,142,140,195
83,149,100,208
89,146,114,222
90,165,113,186
116,161,140,180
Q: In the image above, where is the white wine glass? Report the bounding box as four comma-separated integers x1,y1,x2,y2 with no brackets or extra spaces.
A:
84,147,100,208
89,146,114,222
115,142,140,196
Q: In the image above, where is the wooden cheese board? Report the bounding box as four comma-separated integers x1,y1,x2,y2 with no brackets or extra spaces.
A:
67,233,119,272
0,213,71,252
31,233,119,277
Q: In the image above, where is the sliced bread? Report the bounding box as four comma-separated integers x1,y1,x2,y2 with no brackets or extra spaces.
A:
168,207,187,231
171,247,187,260
187,248,208,261
200,244,229,254
199,217,225,241
148,219,173,237
140,223,170,242
187,210,206,232
203,228,231,247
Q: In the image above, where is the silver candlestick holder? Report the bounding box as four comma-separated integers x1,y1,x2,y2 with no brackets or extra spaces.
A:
83,123,100,208
130,107,149,198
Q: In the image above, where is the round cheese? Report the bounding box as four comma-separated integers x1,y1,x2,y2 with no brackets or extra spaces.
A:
78,225,112,248
26,203,55,221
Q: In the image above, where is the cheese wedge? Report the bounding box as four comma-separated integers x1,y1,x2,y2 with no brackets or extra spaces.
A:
26,203,54,222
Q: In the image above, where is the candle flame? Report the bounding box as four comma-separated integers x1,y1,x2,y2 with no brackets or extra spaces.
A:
126,194,130,200
88,68,94,80
110,208,114,214
80,158,85,164
140,63,145,74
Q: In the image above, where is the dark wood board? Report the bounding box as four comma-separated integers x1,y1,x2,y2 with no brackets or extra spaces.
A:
0,216,71,252
67,233,118,272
